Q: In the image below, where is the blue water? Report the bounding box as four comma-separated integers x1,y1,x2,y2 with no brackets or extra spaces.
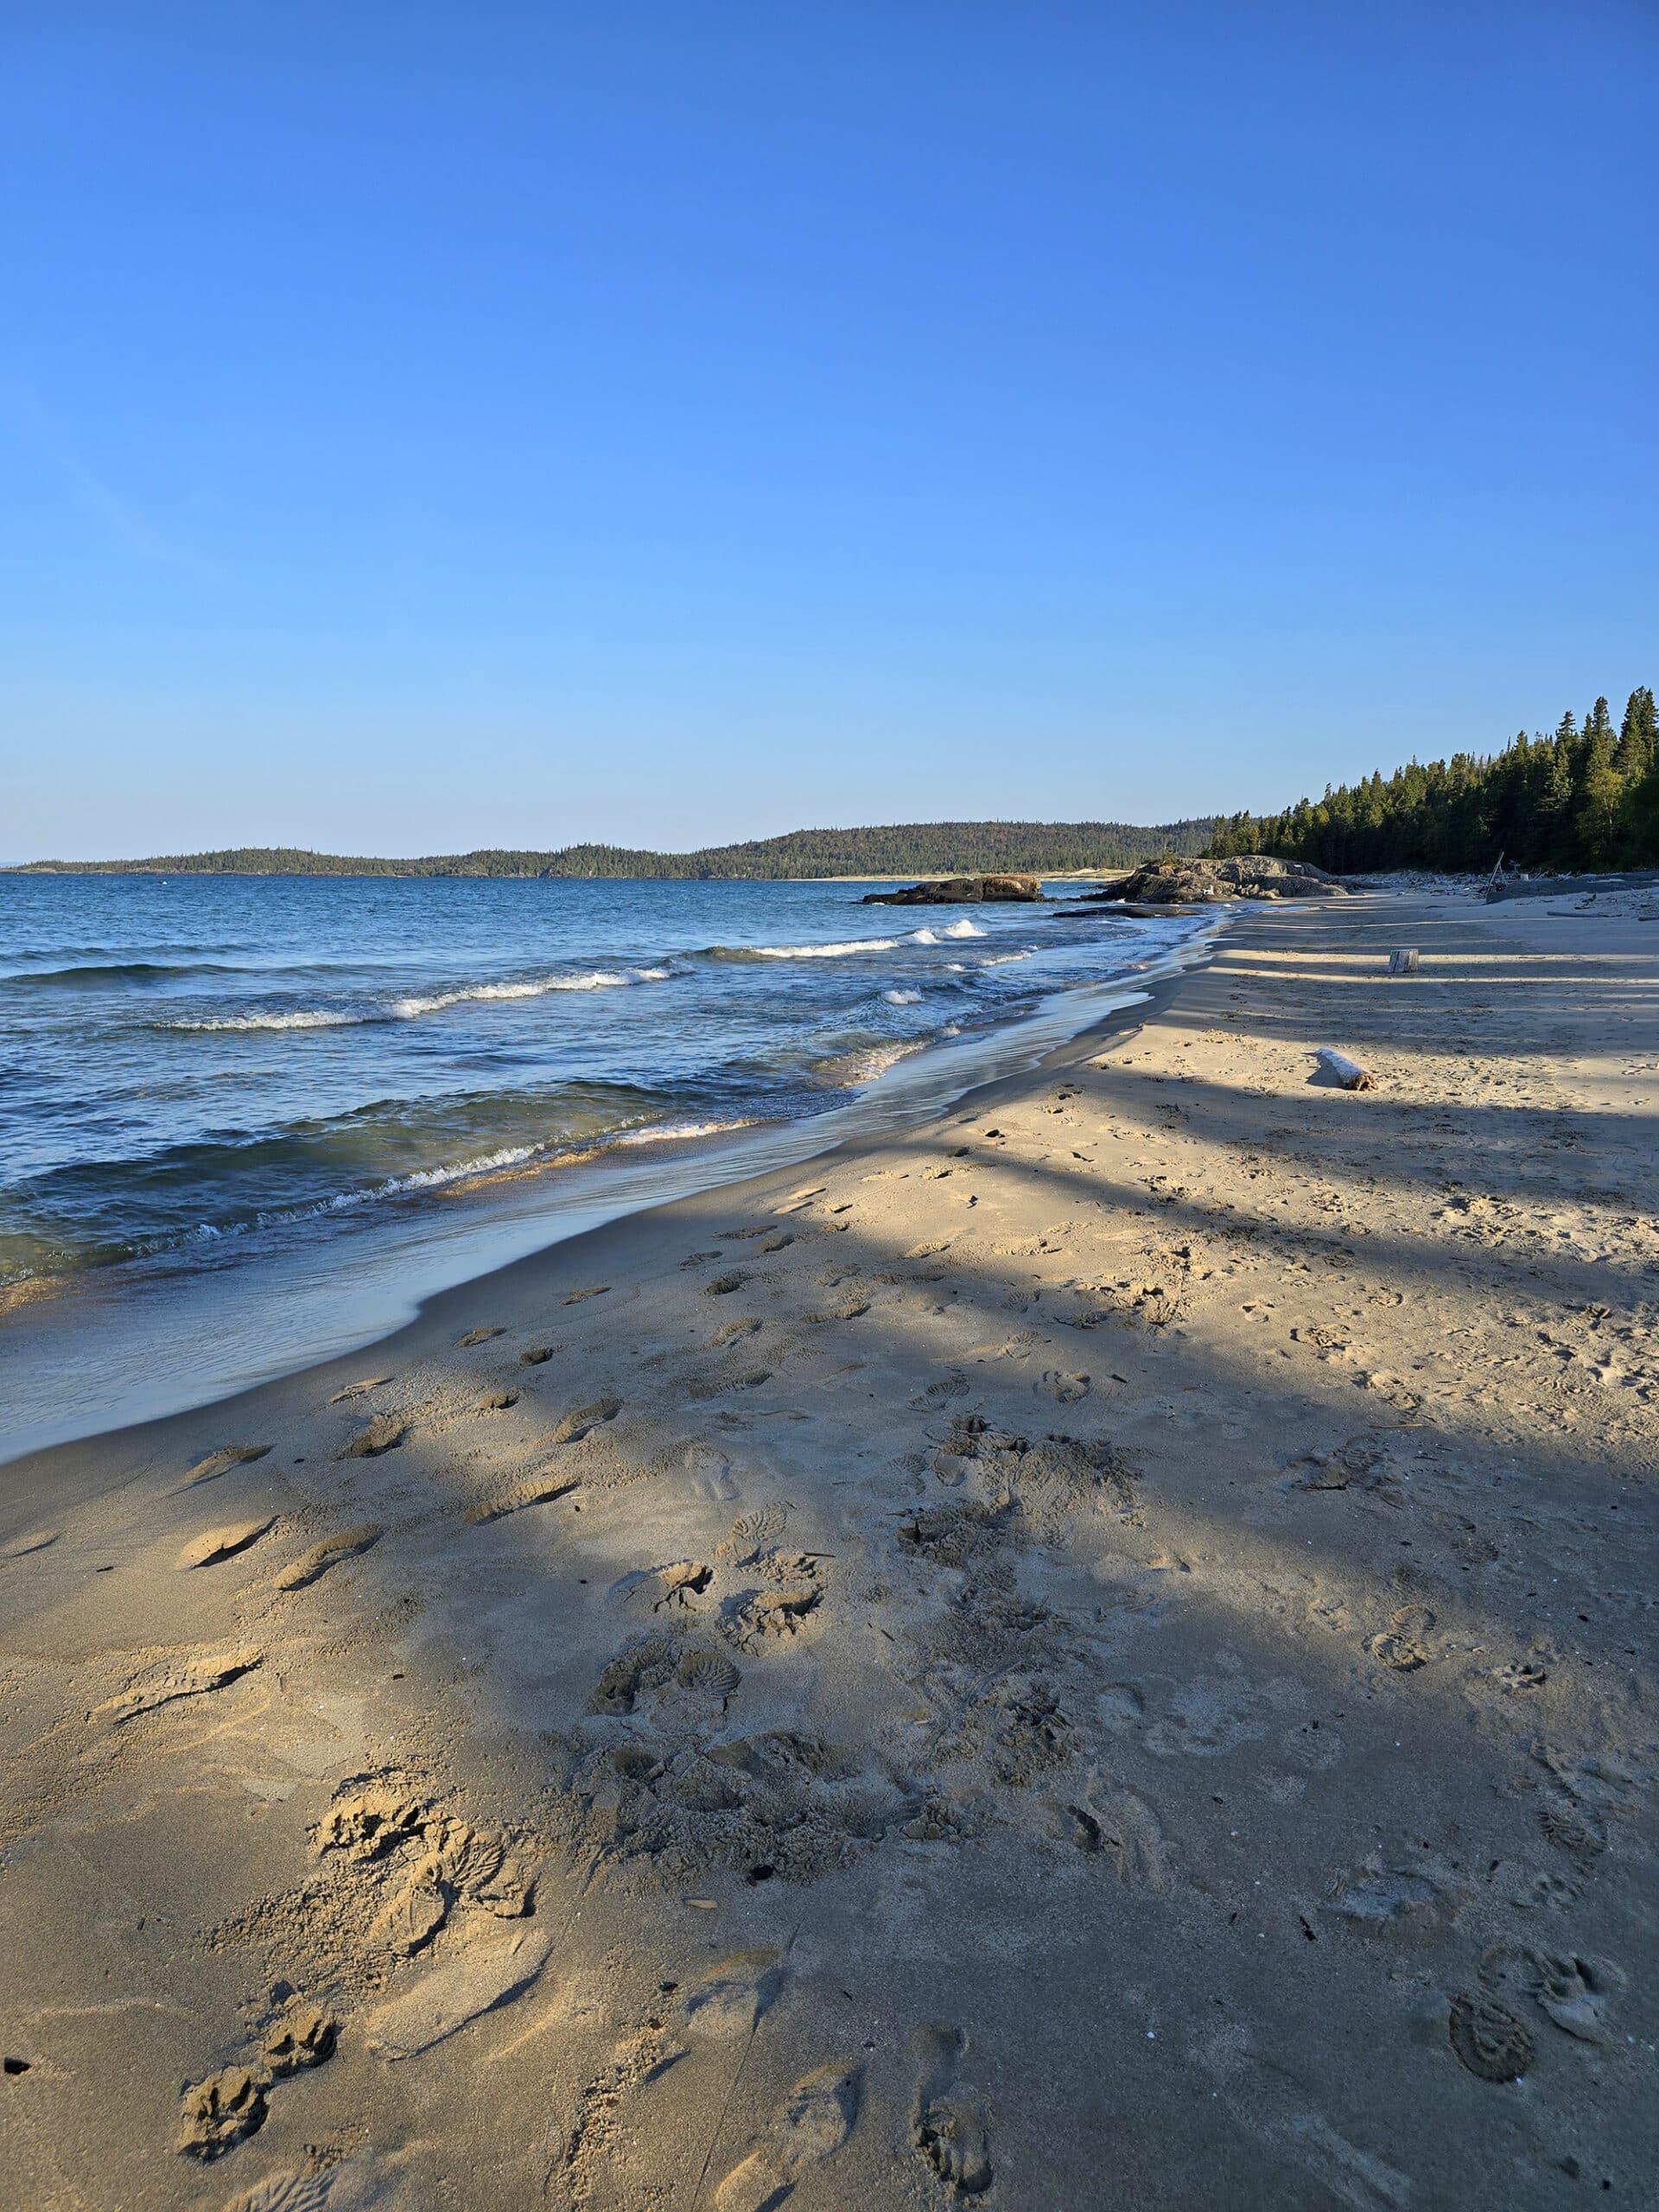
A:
0,873,1211,1457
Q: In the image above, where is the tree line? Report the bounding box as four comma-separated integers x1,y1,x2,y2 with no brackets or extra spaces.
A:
1208,688,1657,874
15,818,1216,880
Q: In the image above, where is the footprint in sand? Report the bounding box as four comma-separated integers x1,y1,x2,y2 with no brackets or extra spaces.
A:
683,1949,787,2039
666,1440,738,1502
1036,1370,1091,1403
519,1344,556,1364
711,1316,763,1347
176,1516,276,1570
466,1473,580,1525
474,1389,519,1413
314,1777,427,1860
455,1326,504,1347
337,1414,406,1459
911,2027,992,2196
327,1377,391,1404
1367,1605,1437,1672
221,2172,334,2212
98,1647,262,1725
717,1503,787,1563
705,1272,750,1297
1447,1992,1534,2082
653,1560,714,1608
549,1396,621,1446
178,1444,274,1489
713,2060,862,2212
365,1924,556,2060
1076,1783,1169,1886
911,1376,969,1410
2,1529,59,1558
275,1524,384,1591
563,1283,611,1305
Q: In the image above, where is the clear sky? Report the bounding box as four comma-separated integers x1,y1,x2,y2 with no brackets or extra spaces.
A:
3,2,1654,860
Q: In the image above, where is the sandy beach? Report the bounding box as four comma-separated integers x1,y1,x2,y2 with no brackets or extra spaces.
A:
3,886,1655,2211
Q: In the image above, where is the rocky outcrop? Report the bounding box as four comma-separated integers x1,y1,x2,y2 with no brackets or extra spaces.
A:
1109,855,1347,905
862,874,1046,906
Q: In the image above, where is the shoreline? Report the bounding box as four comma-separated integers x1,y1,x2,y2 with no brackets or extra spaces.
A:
3,887,1655,2208
0,925,1218,1467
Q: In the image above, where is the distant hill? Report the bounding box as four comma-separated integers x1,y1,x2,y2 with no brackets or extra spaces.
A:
15,819,1216,880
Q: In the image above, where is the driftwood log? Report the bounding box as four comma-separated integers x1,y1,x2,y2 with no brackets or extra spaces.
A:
1316,1048,1375,1091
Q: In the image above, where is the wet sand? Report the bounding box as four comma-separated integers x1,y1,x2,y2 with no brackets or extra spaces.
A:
2,889,1655,2209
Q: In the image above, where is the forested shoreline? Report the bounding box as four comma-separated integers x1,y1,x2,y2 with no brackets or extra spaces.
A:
12,818,1213,880
1208,688,1657,874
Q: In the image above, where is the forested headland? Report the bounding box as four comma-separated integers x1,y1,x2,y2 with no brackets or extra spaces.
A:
14,819,1214,880
1208,688,1657,874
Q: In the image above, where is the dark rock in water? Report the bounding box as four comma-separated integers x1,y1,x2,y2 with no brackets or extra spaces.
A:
863,874,1046,906
1111,856,1347,905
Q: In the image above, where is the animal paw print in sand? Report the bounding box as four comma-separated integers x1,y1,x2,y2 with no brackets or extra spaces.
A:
176,1999,335,2160
177,2066,269,2160
1478,1944,1625,2046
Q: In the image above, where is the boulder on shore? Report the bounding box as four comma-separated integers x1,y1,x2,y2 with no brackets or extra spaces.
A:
862,874,1046,906
1110,855,1347,905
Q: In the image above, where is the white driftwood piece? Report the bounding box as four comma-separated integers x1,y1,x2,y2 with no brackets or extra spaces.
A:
1316,1047,1375,1090
1388,947,1420,975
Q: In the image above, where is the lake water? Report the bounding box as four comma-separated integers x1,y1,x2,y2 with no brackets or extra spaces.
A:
0,873,1211,1456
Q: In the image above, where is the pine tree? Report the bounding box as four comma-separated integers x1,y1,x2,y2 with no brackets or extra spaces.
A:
1575,723,1622,866
1207,690,1656,875
1616,687,1656,784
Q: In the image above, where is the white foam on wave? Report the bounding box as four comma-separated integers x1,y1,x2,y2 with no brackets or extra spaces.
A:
980,950,1033,966
750,937,899,959
169,1008,365,1033
133,1115,769,1262
883,988,923,1005
613,1116,761,1147
831,1038,929,1084
390,968,663,1018
941,918,985,938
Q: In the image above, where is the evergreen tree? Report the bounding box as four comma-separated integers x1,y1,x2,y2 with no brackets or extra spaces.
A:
1207,689,1656,874
1575,721,1621,866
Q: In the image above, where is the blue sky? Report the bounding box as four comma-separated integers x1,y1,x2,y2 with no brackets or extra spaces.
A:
3,2,1654,859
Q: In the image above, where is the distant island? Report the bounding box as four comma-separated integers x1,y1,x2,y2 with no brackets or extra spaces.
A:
11,818,1215,880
